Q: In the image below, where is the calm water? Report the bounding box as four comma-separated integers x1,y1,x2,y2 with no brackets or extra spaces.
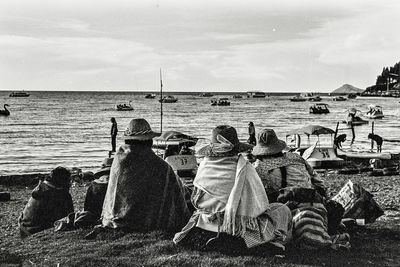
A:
1,91,400,175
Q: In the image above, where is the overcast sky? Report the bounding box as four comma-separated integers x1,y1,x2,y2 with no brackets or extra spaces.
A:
0,0,399,92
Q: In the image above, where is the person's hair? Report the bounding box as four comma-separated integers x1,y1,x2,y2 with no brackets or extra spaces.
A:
255,151,284,160
48,166,71,189
249,122,254,126
124,139,153,147
111,117,116,123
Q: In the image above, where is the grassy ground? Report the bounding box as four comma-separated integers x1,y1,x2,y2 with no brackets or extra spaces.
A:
1,172,400,266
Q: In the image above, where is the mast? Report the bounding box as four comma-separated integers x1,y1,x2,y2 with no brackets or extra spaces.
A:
160,68,163,133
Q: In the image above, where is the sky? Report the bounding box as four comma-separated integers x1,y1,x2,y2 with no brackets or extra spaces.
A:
0,0,400,92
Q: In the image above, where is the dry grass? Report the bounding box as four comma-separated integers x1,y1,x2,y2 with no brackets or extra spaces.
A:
1,172,400,266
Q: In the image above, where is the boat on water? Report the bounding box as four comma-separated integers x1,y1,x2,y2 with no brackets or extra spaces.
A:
246,91,266,98
116,101,134,111
290,95,307,102
308,95,322,102
343,108,368,125
211,98,230,106
199,92,213,97
9,91,30,97
286,125,344,169
347,93,357,99
333,96,347,101
159,95,178,103
309,103,329,114
365,105,384,119
232,94,243,99
144,93,156,99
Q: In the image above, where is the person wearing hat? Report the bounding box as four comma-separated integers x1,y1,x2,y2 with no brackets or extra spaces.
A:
101,118,190,233
174,125,292,252
83,157,114,220
252,129,327,202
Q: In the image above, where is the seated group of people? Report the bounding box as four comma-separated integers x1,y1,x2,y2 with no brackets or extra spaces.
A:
19,118,341,252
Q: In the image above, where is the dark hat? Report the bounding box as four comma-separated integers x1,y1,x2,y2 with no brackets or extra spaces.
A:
197,125,253,157
93,157,114,181
124,118,161,140
252,129,287,156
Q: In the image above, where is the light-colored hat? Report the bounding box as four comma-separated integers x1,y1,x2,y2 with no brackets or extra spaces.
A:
197,125,253,157
124,118,161,140
252,129,287,156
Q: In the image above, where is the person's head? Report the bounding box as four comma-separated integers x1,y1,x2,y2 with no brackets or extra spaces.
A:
197,125,253,157
252,129,287,158
249,122,254,126
48,166,71,189
123,118,160,146
110,117,116,123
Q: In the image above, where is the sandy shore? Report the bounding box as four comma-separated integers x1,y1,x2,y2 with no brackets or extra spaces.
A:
1,172,400,266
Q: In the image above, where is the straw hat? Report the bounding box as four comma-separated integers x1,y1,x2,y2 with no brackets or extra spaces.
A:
124,118,161,140
197,125,253,157
252,129,287,156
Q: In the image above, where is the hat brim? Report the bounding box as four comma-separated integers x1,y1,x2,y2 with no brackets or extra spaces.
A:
123,131,161,140
93,167,111,179
251,139,287,156
197,142,254,157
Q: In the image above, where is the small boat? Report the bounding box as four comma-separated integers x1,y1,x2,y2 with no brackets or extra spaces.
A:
232,94,243,99
343,108,368,125
116,101,134,111
365,105,384,119
246,91,266,98
333,96,347,101
290,95,307,102
308,96,322,102
309,103,329,114
199,92,213,97
211,98,230,106
159,95,178,103
144,93,156,99
347,93,357,99
9,91,30,97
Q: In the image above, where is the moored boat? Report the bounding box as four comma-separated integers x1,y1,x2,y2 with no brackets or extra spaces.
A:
159,95,178,103
199,92,213,97
333,96,347,101
211,98,230,106
9,91,30,97
365,105,384,119
347,93,357,99
246,91,266,98
290,95,307,102
144,93,156,99
309,103,329,114
308,95,322,102
116,101,134,111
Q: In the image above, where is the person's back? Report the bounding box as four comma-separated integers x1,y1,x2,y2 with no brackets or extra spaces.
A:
101,118,190,232
19,167,74,237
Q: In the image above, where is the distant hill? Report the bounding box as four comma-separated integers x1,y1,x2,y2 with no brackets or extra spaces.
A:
331,84,364,94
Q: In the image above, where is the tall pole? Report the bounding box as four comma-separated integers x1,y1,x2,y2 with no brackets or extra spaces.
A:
160,68,163,133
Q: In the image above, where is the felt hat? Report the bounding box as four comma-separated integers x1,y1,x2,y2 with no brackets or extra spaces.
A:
197,125,253,157
124,118,161,140
252,129,287,156
93,157,114,182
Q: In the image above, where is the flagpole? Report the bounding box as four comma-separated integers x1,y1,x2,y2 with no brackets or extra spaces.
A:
160,68,163,133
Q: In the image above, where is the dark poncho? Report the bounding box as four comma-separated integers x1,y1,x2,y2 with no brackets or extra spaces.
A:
101,144,190,232
18,181,74,237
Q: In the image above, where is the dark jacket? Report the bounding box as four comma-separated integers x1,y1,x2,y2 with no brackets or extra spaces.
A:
111,122,118,136
18,181,74,237
102,144,190,232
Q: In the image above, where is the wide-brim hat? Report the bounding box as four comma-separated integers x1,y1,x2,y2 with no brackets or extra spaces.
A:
124,118,161,140
252,129,287,156
197,125,254,157
93,157,114,179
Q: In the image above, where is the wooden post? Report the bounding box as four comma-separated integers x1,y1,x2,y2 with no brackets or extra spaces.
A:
334,122,339,140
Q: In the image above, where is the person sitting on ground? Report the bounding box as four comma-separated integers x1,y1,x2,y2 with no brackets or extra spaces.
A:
174,125,292,253
252,129,327,203
83,157,114,220
101,118,190,233
18,166,74,237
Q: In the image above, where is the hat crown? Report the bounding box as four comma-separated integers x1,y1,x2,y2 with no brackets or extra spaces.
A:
125,118,153,136
211,125,239,147
258,129,279,147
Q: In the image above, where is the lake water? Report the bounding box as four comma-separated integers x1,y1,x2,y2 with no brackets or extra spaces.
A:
1,91,400,175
